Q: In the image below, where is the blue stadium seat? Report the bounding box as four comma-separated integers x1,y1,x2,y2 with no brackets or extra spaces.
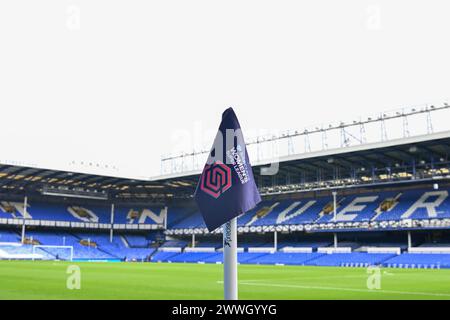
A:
167,188,450,229
305,253,396,267
383,253,450,268
0,202,163,225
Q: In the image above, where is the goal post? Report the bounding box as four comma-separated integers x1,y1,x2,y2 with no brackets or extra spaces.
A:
32,245,74,262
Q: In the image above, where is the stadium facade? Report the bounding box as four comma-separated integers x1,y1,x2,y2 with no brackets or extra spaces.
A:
1,125,450,269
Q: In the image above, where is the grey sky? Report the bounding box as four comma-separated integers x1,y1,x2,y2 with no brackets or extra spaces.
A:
0,0,449,179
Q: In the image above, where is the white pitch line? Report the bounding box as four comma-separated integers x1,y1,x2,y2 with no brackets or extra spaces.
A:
216,274,366,285
240,274,367,282
238,281,450,298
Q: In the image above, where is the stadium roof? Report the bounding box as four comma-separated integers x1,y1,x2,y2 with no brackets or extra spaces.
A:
0,131,449,201
150,130,450,197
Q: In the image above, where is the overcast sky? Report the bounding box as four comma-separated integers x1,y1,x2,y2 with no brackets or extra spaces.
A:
0,1,449,179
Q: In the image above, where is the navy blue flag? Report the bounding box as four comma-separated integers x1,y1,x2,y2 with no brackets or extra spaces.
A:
194,108,261,232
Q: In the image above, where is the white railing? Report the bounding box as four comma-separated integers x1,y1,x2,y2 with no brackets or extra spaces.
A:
408,247,450,254
318,247,352,254
184,247,216,253
366,247,401,255
280,247,313,253
248,247,276,253
159,247,182,252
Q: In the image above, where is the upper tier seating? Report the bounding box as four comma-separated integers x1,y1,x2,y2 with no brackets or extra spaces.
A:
168,188,450,230
171,212,205,229
166,207,197,228
0,201,164,225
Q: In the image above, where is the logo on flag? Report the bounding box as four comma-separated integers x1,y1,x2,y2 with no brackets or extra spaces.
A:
194,107,262,232
200,161,232,199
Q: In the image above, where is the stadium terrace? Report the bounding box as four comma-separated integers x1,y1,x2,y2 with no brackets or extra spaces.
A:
1,130,450,269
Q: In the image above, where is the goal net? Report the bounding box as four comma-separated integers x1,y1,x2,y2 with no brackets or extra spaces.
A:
32,245,74,261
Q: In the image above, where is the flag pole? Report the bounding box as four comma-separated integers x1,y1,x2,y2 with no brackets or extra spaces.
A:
223,217,238,300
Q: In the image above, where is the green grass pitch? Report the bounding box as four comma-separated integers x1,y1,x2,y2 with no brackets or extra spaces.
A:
0,260,449,300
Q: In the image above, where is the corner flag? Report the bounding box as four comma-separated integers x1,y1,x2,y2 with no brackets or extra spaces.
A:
194,107,261,300
194,107,261,232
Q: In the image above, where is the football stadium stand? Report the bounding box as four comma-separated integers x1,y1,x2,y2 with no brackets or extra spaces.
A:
1,122,450,268
171,188,450,228
2,182,450,267
2,184,450,267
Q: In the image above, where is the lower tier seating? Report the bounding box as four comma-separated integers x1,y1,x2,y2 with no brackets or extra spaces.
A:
383,253,450,268
149,251,450,268
0,230,153,261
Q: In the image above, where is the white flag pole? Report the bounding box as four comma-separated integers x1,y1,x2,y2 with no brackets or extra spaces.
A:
223,217,238,300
